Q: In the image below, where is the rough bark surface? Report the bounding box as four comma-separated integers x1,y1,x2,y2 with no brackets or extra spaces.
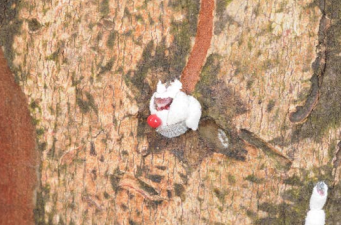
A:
1,0,341,224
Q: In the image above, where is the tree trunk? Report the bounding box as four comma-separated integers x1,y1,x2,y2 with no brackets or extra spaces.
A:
1,0,341,224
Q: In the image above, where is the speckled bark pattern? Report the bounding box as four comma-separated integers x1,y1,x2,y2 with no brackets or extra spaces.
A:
1,0,341,224
0,48,37,225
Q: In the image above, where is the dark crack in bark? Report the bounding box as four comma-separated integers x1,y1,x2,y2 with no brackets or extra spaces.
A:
289,13,329,123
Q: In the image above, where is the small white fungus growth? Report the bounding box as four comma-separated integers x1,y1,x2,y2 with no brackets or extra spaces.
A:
149,79,202,138
305,181,328,225
217,129,229,148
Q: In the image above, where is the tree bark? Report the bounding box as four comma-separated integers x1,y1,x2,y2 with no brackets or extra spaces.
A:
1,0,341,224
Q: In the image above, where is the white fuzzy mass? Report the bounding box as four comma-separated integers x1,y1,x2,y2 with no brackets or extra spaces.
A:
305,182,328,225
149,79,202,137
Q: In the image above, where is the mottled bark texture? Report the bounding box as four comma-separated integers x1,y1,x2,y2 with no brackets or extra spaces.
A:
1,0,341,224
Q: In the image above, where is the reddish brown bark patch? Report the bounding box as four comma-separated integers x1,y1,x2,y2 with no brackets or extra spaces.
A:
0,48,37,225
180,0,215,94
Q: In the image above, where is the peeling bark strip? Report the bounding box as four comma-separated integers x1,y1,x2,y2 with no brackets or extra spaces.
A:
0,48,37,225
289,15,330,123
289,74,320,123
239,129,292,169
180,0,214,94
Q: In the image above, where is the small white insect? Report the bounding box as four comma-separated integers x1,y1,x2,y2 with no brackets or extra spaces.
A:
148,79,202,138
305,181,328,225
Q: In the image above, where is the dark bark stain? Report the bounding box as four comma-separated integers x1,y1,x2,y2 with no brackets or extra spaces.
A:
244,174,265,184
258,202,278,216
137,179,158,196
27,18,41,32
174,183,186,201
326,180,341,223
91,169,97,180
283,174,303,186
213,188,228,204
178,172,189,185
266,100,276,112
0,0,22,81
129,219,140,225
167,190,172,198
155,166,167,171
90,142,97,156
195,54,248,129
239,129,292,169
214,0,238,35
110,168,124,193
146,174,164,183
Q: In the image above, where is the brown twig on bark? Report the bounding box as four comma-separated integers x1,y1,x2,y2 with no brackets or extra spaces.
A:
239,129,292,169
180,0,215,94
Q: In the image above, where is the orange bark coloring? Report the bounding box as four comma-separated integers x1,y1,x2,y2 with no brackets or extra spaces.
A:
180,0,215,94
0,48,37,225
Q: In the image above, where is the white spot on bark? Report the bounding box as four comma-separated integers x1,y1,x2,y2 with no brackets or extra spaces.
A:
218,129,229,148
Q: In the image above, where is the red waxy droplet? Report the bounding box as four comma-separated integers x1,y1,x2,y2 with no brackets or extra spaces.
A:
147,114,162,128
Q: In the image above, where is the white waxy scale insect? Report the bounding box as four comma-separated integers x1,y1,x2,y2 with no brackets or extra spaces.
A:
149,79,202,138
305,181,328,225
